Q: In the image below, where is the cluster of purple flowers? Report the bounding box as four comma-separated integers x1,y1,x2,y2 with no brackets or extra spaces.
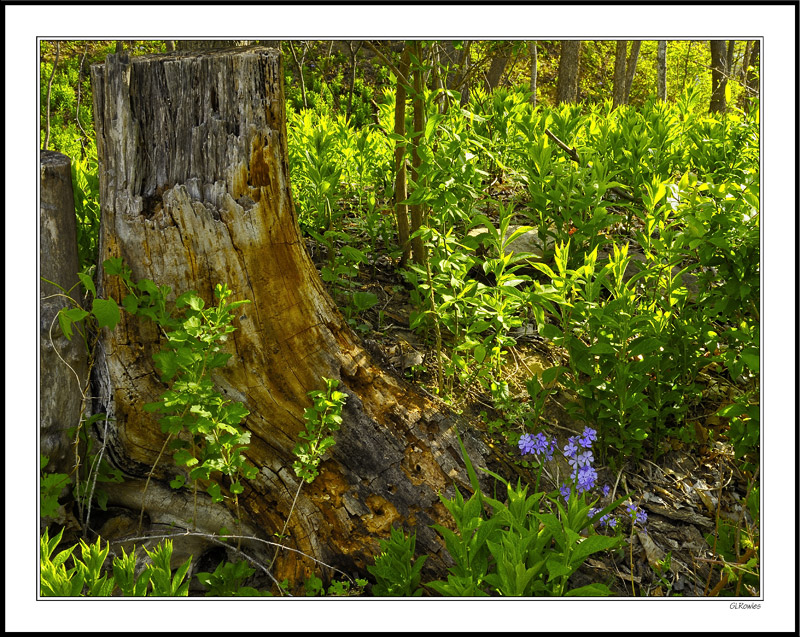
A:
519,426,648,533
626,502,648,528
518,431,556,461
519,426,599,498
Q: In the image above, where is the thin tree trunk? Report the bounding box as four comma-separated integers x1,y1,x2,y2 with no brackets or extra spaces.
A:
409,42,427,266
556,40,581,105
43,41,60,151
90,46,490,589
287,41,308,109
394,46,411,265
528,41,538,106
681,41,694,93
726,40,736,82
459,41,472,107
623,40,642,104
744,40,759,110
709,40,728,113
612,40,627,108
345,40,364,120
657,40,667,101
485,49,509,90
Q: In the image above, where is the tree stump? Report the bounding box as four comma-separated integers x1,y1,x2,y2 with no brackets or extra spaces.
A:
40,150,87,476
90,46,494,587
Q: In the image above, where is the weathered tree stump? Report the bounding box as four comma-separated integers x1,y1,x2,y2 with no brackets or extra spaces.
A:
40,150,87,476
90,46,494,587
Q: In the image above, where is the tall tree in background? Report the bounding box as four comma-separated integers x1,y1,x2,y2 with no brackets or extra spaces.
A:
612,40,642,107
484,42,511,90
743,40,760,110
556,40,581,104
393,46,412,265
344,40,364,120
528,40,538,106
623,41,642,103
657,40,668,101
709,40,729,113
612,41,628,107
409,41,427,266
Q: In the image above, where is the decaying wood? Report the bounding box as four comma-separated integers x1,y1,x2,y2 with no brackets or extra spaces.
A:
40,150,87,476
89,46,494,586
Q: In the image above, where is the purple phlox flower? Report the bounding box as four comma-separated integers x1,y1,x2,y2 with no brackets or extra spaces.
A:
602,484,611,498
518,433,537,456
560,484,571,502
563,438,579,459
545,438,557,461
579,427,597,448
575,465,598,493
576,450,594,468
519,432,555,460
600,514,617,528
626,502,648,528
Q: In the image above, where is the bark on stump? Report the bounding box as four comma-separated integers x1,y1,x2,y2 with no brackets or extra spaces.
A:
40,150,87,476
90,47,494,587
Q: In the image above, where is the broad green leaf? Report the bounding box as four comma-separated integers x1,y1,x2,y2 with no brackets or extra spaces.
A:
539,323,563,341
570,534,621,565
77,272,96,298
92,298,121,331
565,582,612,596
103,257,124,277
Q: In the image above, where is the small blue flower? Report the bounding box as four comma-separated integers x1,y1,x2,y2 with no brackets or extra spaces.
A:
576,450,594,468
602,484,610,497
576,465,598,493
579,427,597,448
626,502,648,529
599,514,617,528
563,439,579,459
519,432,556,460
560,484,571,502
518,433,536,456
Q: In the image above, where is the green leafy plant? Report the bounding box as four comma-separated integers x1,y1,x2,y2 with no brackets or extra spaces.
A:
427,430,624,597
40,455,71,519
195,559,267,597
303,573,368,597
367,526,427,596
40,527,191,597
292,377,347,483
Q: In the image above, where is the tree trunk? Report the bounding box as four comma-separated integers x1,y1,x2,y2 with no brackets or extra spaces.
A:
89,46,492,589
556,40,581,104
623,40,642,104
458,41,472,107
657,40,667,101
40,150,88,475
744,40,759,110
528,41,538,106
709,40,728,113
409,41,427,266
394,46,412,265
485,51,509,90
612,40,627,108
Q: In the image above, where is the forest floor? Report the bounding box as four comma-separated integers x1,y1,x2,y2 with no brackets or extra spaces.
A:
304,190,760,598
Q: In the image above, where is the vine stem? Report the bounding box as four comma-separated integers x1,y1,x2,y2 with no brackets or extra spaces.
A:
137,432,173,533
